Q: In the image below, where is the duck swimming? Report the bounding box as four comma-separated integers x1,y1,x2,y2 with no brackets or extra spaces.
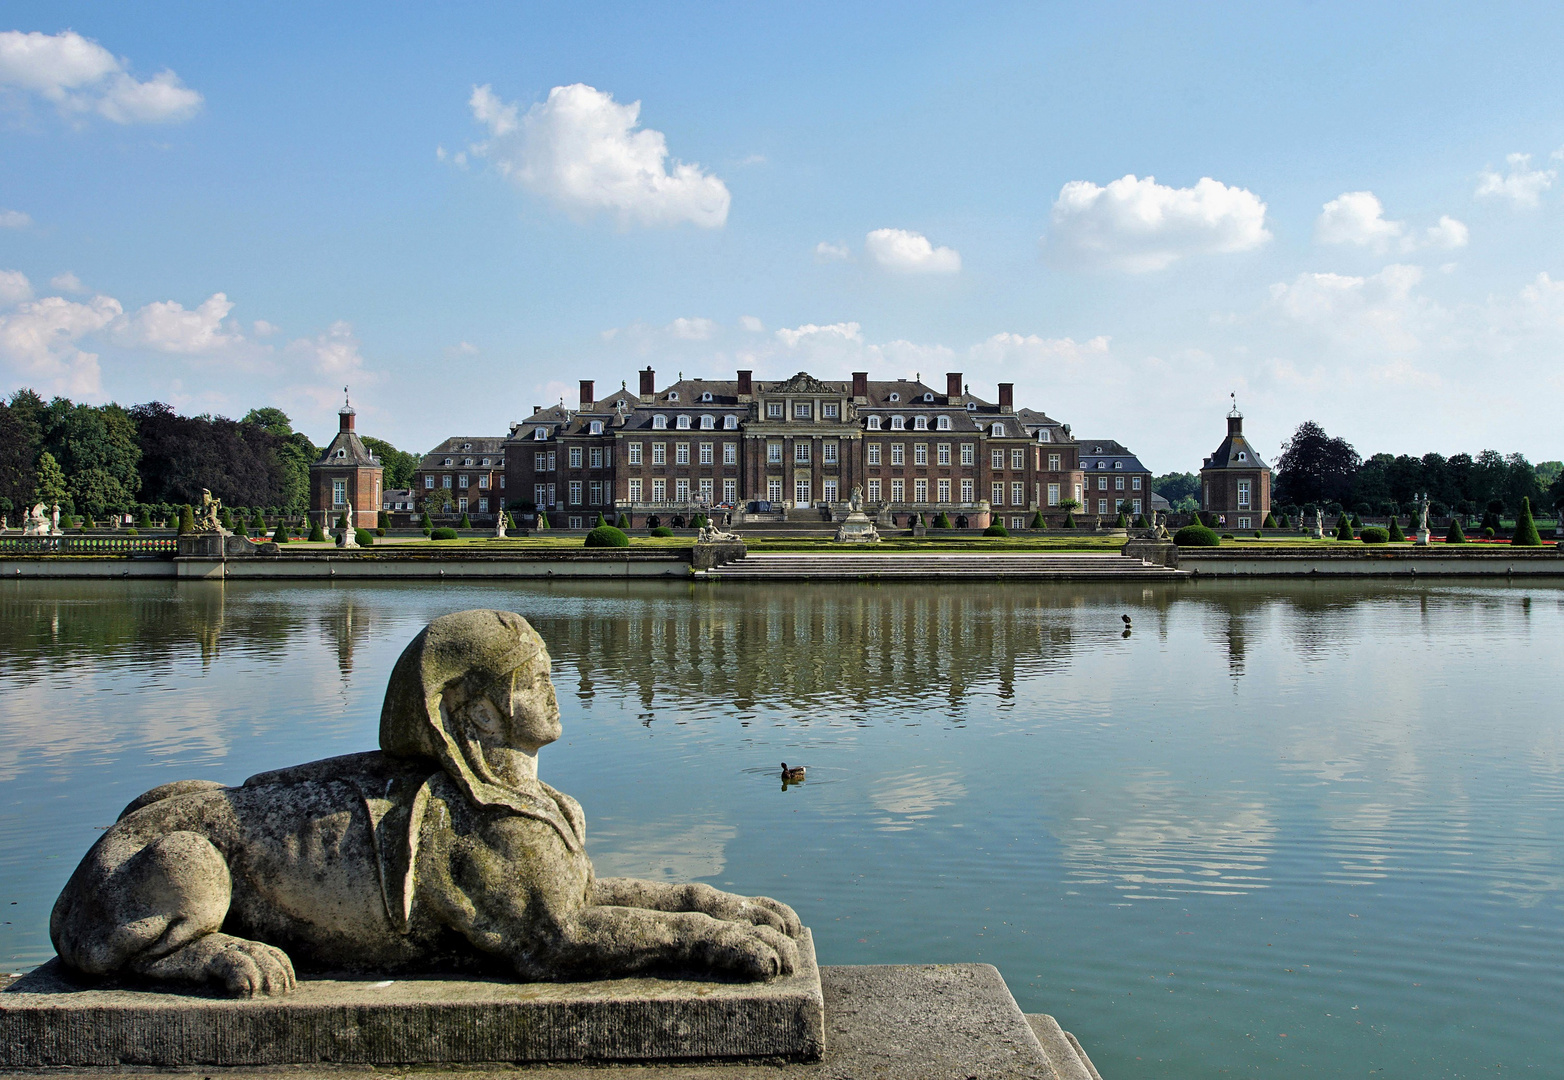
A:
780,763,806,781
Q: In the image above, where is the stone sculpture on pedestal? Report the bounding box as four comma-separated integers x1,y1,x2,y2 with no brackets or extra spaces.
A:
835,485,880,543
49,610,802,997
23,503,50,537
1312,507,1325,539
493,513,507,538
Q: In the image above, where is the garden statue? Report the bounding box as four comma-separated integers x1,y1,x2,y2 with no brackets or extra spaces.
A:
698,523,742,543
49,610,801,997
196,489,225,533
23,503,49,536
51,504,61,535
494,513,507,538
1313,507,1324,539
849,485,863,513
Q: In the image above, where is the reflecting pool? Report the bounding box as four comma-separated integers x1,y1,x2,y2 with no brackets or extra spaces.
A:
2,578,1562,1077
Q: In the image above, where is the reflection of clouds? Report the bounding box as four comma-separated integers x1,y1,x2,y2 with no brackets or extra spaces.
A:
589,821,737,882
869,771,966,832
1050,777,1274,899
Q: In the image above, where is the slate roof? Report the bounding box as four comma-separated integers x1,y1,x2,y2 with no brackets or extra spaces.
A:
313,425,378,468
1077,439,1150,474
417,436,506,470
1201,424,1270,471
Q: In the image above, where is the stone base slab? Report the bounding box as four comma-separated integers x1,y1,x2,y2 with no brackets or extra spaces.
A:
0,931,823,1068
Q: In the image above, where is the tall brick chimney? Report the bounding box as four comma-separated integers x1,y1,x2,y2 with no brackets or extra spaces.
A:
639,367,656,403
852,371,868,403
946,372,962,404
737,369,753,401
579,380,595,407
998,383,1014,413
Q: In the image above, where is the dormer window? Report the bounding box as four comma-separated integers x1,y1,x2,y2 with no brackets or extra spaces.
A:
966,402,977,410
991,422,1005,437
913,416,928,431
481,457,491,466
464,458,473,466
724,414,738,430
700,414,714,430
936,416,950,430
890,415,905,430
337,448,346,458
866,415,881,430
616,399,626,409
463,443,472,450
701,392,713,402
1114,461,1122,470
652,415,668,430
1238,451,1247,461
444,457,454,465
1093,446,1102,453
667,391,679,402
923,392,934,402
589,420,603,435
676,415,691,430
1037,429,1052,443
888,392,900,402
532,429,546,441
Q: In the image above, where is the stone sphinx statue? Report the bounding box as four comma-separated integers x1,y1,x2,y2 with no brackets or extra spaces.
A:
50,610,801,997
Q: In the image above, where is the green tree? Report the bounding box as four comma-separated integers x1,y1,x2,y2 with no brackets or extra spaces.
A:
1511,497,1542,546
361,436,419,490
34,450,69,506
1446,520,1466,544
1335,513,1353,540
178,504,195,534
308,518,326,542
1151,472,1200,504
1030,510,1046,529
1275,421,1360,507
459,512,472,529
424,486,453,517
1387,515,1406,542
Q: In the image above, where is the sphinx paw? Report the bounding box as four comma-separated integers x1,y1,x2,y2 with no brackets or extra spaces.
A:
738,896,803,939
712,923,798,980
207,937,297,997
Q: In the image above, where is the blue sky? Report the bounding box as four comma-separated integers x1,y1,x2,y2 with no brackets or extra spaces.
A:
3,3,1563,471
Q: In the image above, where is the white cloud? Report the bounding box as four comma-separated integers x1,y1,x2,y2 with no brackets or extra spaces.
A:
1424,215,1468,250
969,332,1112,368
814,240,850,262
0,269,32,306
1316,191,1405,250
775,321,863,348
0,209,30,228
666,316,716,340
288,320,367,378
1045,174,1270,272
0,30,201,125
738,315,764,333
113,292,243,354
1475,153,1555,207
252,319,278,337
467,82,729,228
49,271,85,294
864,228,961,274
0,294,122,396
443,340,479,358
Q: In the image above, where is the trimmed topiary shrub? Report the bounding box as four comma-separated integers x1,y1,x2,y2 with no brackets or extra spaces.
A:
585,525,629,547
506,511,518,529
1483,527,1496,539
273,524,290,544
375,527,385,537
1446,520,1466,543
1335,514,1354,540
1350,513,1364,529
1134,514,1147,528
308,519,326,542
650,525,674,537
1174,524,1220,546
1031,510,1046,530
933,511,952,529
1221,532,1235,540
419,511,433,531
1115,511,1128,528
137,508,151,529
353,527,374,547
691,513,708,529
377,509,389,529
233,520,249,538
1062,511,1076,528
125,527,139,536
1386,516,1406,542
459,513,472,529
1360,526,1390,544
1253,531,1262,538
178,504,195,534
983,523,1009,537
1511,497,1542,546
1263,513,1278,528
594,512,608,528
429,526,458,540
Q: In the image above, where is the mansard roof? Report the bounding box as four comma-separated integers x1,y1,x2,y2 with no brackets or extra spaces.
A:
1077,440,1150,473
313,429,378,468
1202,429,1270,471
417,436,506,469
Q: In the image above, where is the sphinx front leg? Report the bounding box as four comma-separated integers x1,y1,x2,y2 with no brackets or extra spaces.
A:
592,878,802,938
546,905,799,981
135,932,296,997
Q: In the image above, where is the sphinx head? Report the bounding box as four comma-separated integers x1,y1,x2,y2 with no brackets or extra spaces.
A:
380,610,561,792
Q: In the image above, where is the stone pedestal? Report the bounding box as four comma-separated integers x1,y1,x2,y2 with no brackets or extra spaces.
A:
834,510,880,543
1415,529,1431,545
175,532,252,558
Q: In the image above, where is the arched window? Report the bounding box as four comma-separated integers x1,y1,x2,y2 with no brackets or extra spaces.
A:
1238,451,1247,461
533,428,547,441
1113,461,1122,470
676,415,691,430
866,415,881,430
701,391,713,402
936,415,950,430
923,392,934,402
890,415,905,430
589,420,603,435
991,422,1005,437
667,391,679,401
888,392,900,402
724,414,738,430
966,402,977,411
913,416,928,430
1037,428,1052,442
652,415,667,430
700,414,714,430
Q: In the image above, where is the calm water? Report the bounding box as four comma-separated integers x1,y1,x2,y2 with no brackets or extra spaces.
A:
2,578,1562,1077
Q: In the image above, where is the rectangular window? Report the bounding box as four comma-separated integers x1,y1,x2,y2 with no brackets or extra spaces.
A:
478,497,489,512
1132,476,1142,490
723,442,737,465
795,442,811,463
424,475,434,489
1012,449,1025,470
1115,476,1125,490
332,479,346,506
699,478,713,502
569,447,582,468
992,449,1004,469
1012,481,1025,506
458,474,470,489
914,478,928,502
891,443,905,465
868,479,881,501
1237,479,1251,508
937,478,951,503
1133,498,1142,513
546,451,556,471
534,483,547,507
499,476,505,489
590,447,603,468
723,478,736,503
823,480,838,504
991,482,1004,505
699,442,714,465
568,481,582,505
478,474,490,489
768,479,782,502
794,402,812,419
960,443,974,466
652,479,666,502
1098,498,1108,514
823,441,838,464
675,478,690,501
867,442,881,465
458,497,468,512
628,442,643,464
1047,483,1060,506
676,443,690,465
937,443,951,465
443,475,452,488
768,442,783,464
589,481,602,504
652,443,666,465
546,483,555,507
823,402,839,418
1012,517,1025,530
795,479,811,505
767,402,784,418
1098,476,1108,491
628,478,642,501
914,443,927,466
890,479,904,502
534,452,546,470
961,478,973,502
1048,453,1061,471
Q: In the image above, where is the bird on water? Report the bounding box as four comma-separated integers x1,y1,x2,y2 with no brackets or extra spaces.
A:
781,763,806,781
1122,614,1132,626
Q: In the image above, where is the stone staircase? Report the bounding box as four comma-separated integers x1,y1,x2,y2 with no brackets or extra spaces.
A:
705,551,1184,580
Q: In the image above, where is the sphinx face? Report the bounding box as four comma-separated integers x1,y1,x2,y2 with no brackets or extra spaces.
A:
448,653,561,786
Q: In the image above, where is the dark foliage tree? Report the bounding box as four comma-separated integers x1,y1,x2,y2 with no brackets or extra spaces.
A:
134,403,293,510
1274,421,1360,507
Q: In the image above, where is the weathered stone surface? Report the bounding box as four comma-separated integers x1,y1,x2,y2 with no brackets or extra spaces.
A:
48,610,805,1000
0,932,823,1067
1025,1013,1102,1080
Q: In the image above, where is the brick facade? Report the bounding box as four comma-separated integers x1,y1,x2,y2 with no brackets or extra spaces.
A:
1199,408,1272,529
308,404,382,530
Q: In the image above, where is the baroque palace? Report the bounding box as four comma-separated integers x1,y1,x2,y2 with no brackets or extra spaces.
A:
400,368,1155,530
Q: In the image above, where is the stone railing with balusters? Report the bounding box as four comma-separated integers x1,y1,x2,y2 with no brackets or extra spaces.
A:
0,534,178,556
